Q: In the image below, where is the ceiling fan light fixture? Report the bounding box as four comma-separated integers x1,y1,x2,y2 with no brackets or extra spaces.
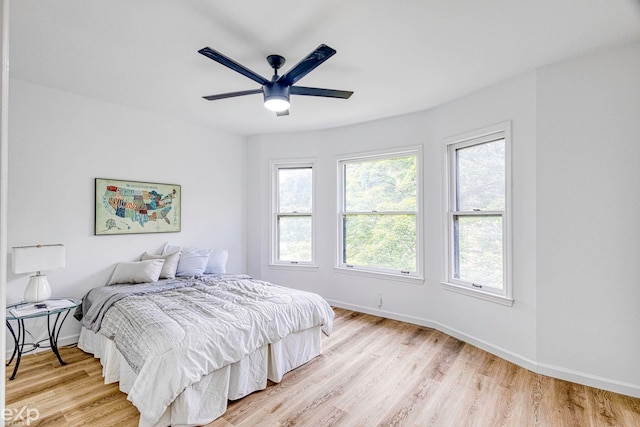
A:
263,82,291,112
264,96,290,112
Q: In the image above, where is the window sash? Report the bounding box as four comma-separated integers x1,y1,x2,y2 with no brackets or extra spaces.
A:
338,149,421,277
450,212,504,290
272,162,315,266
277,166,312,214
342,155,417,213
340,212,417,274
454,139,505,212
276,214,312,263
445,123,511,300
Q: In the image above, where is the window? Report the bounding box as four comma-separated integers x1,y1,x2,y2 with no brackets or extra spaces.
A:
338,148,421,278
272,162,315,266
444,122,512,303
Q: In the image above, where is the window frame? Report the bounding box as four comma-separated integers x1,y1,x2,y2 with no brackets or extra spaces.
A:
270,160,317,268
443,122,513,305
336,146,423,282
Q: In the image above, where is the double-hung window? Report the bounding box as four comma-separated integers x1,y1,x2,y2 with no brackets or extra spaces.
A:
272,162,315,266
444,122,512,304
338,148,422,279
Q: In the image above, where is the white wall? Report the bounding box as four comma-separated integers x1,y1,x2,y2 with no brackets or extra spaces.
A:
247,42,640,397
247,71,539,367
6,80,246,349
536,42,640,394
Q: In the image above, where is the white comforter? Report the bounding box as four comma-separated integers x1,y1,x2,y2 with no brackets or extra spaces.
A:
87,276,334,424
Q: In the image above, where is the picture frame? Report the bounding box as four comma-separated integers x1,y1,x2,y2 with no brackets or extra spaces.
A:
95,178,181,235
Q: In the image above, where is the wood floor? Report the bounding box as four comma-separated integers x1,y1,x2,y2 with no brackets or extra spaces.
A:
6,308,640,426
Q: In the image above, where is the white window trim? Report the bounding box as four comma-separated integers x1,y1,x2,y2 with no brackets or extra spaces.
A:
442,122,513,305
270,159,317,268
336,146,424,281
333,264,424,284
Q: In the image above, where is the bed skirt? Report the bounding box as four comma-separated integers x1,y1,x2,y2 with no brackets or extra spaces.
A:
77,326,322,427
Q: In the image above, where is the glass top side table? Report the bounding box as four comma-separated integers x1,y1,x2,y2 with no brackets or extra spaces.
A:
6,297,82,380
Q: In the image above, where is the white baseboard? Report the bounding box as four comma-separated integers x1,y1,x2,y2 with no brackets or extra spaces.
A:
327,299,640,399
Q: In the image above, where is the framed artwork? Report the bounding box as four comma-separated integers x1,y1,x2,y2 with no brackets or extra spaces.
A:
95,178,181,235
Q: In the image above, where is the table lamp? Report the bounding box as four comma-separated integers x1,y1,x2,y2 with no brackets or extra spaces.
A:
12,244,65,303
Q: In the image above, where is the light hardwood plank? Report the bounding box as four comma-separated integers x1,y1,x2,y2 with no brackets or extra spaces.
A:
6,308,640,426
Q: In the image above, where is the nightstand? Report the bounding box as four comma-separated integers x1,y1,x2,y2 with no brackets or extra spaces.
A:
6,297,81,380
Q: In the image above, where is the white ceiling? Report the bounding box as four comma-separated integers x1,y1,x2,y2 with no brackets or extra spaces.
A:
9,1,640,136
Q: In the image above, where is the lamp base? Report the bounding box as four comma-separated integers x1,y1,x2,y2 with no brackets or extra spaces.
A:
24,274,52,303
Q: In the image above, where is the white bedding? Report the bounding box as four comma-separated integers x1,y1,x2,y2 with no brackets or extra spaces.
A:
77,275,333,426
79,325,323,426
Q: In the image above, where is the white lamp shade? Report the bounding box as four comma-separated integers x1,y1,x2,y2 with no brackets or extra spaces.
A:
12,244,65,274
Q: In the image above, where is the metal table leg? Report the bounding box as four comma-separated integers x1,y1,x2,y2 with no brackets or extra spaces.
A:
47,311,70,366
8,319,26,380
6,320,18,366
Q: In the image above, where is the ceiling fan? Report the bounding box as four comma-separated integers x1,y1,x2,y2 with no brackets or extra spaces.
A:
198,44,353,116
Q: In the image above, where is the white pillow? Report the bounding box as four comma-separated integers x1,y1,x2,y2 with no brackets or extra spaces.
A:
140,251,181,279
108,259,165,285
163,243,180,256
163,244,210,277
205,249,228,274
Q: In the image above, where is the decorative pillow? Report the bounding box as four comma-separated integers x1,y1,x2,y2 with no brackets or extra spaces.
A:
163,244,210,277
163,243,181,256
205,249,228,275
140,251,181,279
107,259,165,285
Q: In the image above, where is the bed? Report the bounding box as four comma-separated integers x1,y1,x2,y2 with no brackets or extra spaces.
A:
75,274,334,427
